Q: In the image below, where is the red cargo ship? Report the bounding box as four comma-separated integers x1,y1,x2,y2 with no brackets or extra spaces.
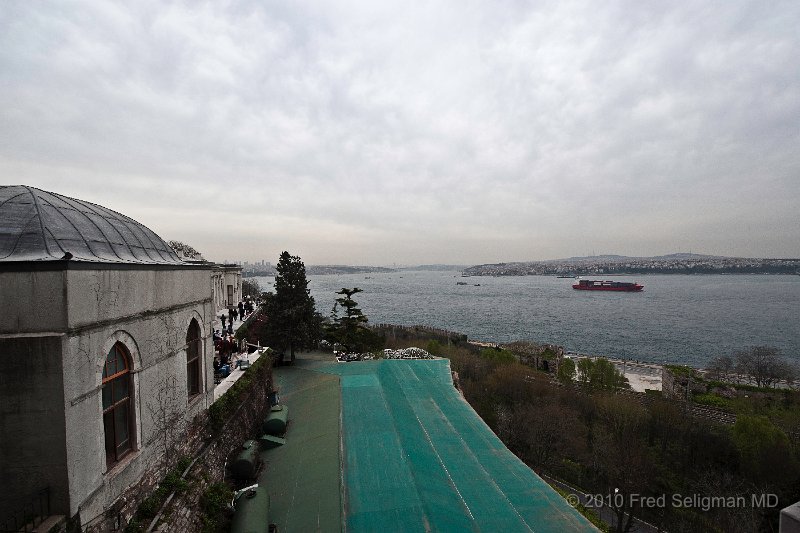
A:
572,279,644,292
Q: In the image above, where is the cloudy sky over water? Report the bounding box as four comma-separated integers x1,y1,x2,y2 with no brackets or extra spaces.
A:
1,1,798,265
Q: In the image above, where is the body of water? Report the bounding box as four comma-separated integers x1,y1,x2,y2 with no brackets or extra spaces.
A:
252,272,800,368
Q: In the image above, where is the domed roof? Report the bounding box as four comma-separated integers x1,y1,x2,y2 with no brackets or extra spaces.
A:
0,185,183,265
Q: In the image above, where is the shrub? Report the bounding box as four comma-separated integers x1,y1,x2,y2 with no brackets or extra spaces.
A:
208,350,272,433
478,347,517,364
123,519,142,533
126,458,196,530
136,488,167,520
176,455,193,473
693,393,731,409
665,365,699,379
161,470,189,494
426,340,443,355
200,482,233,533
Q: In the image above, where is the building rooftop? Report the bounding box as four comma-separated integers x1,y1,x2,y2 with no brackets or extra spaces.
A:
0,185,182,265
265,355,594,532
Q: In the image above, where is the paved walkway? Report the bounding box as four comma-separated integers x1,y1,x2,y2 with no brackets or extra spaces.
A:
212,348,268,401
212,306,250,336
211,305,261,401
262,361,343,532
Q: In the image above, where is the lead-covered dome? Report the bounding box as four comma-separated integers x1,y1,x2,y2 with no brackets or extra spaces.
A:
0,185,183,264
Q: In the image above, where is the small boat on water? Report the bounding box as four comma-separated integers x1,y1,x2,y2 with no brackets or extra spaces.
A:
572,279,644,292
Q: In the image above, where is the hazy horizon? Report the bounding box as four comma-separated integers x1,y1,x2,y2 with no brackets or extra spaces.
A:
2,1,798,265
237,251,799,269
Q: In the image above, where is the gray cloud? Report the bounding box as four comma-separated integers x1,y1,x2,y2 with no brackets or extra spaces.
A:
1,0,798,264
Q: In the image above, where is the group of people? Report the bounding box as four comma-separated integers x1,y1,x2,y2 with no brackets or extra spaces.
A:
218,300,254,333
213,298,257,381
212,331,240,381
218,299,256,334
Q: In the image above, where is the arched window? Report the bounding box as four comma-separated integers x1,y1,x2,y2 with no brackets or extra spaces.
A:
186,319,202,398
103,343,133,467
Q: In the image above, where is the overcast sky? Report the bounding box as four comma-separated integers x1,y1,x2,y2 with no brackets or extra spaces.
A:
1,1,798,265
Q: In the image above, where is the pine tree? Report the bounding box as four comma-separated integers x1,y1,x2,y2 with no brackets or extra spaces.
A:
263,251,318,362
327,288,382,355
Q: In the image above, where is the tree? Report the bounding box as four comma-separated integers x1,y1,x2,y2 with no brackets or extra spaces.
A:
576,358,593,388
707,354,735,382
241,278,260,298
591,358,630,390
590,427,652,533
326,288,383,354
732,415,799,488
575,357,629,391
168,240,204,260
263,252,318,362
734,346,792,388
591,396,651,533
557,357,576,385
517,402,577,469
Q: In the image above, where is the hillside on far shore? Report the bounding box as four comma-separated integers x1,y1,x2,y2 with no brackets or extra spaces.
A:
462,253,800,276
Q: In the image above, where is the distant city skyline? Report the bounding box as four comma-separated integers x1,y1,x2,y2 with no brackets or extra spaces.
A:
2,2,798,265
228,252,799,270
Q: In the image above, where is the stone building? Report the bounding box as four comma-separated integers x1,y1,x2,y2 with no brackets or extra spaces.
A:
0,186,217,528
212,263,242,312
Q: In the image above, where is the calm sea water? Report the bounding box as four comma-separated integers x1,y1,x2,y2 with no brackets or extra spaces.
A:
253,272,800,368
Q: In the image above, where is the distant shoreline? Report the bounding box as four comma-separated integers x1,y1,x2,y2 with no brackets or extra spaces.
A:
463,271,800,277
247,269,800,278
462,260,800,277
241,255,800,278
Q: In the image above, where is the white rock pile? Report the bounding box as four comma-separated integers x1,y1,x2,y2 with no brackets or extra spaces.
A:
382,347,434,360
334,346,435,362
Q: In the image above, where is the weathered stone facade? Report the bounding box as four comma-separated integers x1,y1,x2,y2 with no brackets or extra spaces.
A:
81,356,273,533
150,360,273,532
212,264,243,312
0,187,218,531
0,262,217,529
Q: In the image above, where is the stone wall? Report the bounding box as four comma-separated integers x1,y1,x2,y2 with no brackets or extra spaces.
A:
61,268,215,525
157,357,273,533
502,341,564,373
661,366,680,399
661,366,706,400
80,355,275,532
0,270,67,333
0,335,69,524
373,324,469,347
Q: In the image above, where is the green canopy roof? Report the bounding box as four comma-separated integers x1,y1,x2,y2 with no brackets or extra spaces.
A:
265,356,595,532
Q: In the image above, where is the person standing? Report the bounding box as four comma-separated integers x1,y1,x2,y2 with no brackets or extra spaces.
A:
238,301,245,319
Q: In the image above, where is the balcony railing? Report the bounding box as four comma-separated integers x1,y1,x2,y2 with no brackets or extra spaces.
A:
0,487,51,532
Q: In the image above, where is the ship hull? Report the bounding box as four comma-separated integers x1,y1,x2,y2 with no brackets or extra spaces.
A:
572,280,644,291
